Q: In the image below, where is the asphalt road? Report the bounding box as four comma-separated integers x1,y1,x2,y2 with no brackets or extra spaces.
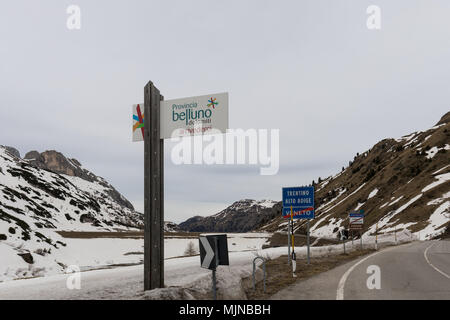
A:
271,240,450,300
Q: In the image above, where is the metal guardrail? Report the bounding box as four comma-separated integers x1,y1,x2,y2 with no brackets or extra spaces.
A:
252,256,266,293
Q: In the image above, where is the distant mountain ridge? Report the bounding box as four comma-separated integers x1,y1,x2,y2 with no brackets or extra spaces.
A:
179,199,280,232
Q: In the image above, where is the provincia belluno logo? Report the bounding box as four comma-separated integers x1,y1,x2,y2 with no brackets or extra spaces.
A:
172,96,219,126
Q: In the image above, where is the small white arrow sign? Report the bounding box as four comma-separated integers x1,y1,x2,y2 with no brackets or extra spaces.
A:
200,237,215,269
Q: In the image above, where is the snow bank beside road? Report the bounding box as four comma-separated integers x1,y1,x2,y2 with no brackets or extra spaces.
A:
0,233,271,282
0,237,414,299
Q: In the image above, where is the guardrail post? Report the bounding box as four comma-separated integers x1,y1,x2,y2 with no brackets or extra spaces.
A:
252,257,266,293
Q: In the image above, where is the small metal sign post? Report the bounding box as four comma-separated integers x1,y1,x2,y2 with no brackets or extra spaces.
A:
133,83,229,291
287,222,291,265
199,234,229,300
290,207,296,276
282,186,315,273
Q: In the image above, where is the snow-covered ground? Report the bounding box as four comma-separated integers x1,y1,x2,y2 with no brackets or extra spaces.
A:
0,233,271,282
0,231,415,300
0,236,399,300
0,247,280,300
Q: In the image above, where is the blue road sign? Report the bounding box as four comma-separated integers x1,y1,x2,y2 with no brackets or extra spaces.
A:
349,209,364,216
282,186,315,219
349,213,364,218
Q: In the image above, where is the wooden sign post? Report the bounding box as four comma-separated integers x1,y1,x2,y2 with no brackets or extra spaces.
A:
134,82,228,291
144,81,164,290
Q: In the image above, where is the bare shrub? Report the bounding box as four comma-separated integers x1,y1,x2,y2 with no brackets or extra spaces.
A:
184,241,197,256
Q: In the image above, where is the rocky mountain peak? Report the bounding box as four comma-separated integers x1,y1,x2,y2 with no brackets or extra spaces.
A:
24,150,93,182
436,111,450,125
23,149,133,210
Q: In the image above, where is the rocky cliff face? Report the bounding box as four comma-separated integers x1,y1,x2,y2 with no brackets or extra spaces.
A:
260,112,450,240
23,150,133,210
179,199,280,232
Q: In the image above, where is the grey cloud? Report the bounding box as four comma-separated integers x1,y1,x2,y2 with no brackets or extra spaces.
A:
1,1,449,221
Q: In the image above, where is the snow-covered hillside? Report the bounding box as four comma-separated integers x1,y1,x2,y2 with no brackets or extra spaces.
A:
0,146,143,280
261,112,450,241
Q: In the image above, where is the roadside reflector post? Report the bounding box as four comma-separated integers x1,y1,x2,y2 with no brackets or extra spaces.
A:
343,232,346,254
351,230,354,246
306,220,310,265
375,222,379,250
394,227,397,244
292,251,297,277
360,232,363,250
291,206,296,277
287,221,291,265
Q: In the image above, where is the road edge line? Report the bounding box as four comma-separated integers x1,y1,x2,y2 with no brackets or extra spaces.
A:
424,241,450,279
336,243,410,300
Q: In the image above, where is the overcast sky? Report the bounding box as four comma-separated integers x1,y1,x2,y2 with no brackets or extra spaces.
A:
1,1,449,223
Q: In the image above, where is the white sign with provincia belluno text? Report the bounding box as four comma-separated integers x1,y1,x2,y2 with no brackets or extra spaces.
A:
132,92,229,141
161,92,229,139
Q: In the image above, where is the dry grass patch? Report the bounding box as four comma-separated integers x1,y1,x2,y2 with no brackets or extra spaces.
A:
263,232,340,249
245,248,375,300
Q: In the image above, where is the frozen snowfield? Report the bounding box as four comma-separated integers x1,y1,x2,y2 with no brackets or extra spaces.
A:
0,232,271,283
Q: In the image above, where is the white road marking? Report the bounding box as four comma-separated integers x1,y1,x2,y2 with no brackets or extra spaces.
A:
336,251,383,300
336,244,406,300
424,241,450,279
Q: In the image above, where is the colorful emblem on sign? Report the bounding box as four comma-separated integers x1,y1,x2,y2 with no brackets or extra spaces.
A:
207,97,218,109
133,104,145,141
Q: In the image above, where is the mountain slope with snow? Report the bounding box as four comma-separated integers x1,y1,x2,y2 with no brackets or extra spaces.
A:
261,112,450,240
0,146,143,280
